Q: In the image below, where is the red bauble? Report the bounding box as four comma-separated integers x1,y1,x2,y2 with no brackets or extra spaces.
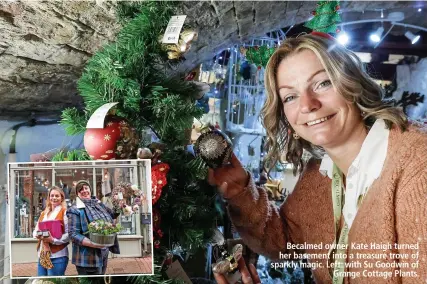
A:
84,115,139,160
311,11,316,16
151,163,170,205
335,5,340,10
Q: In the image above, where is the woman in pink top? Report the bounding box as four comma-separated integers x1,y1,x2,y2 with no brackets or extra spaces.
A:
33,186,69,276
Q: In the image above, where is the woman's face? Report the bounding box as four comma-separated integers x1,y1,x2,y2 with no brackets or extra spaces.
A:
50,190,62,207
77,184,91,200
276,49,364,149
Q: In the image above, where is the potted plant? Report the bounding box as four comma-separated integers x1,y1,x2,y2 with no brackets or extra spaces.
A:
88,220,122,247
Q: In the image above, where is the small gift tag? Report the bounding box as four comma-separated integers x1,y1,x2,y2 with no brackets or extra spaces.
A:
165,260,192,284
162,15,187,44
118,192,123,200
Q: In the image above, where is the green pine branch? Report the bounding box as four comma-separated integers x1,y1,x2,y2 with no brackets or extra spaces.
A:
159,77,204,100
77,44,142,114
116,2,176,79
145,86,204,145
186,156,208,180
60,107,87,135
51,149,91,162
62,2,177,134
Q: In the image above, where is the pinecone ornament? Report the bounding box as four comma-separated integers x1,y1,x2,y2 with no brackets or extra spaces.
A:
194,129,233,168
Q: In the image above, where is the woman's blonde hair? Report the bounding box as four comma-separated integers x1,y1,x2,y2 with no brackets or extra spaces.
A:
261,34,407,175
44,186,67,215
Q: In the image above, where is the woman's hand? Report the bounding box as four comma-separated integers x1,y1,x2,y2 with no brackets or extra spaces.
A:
214,258,261,284
208,153,249,199
82,237,108,249
91,242,108,249
43,235,54,244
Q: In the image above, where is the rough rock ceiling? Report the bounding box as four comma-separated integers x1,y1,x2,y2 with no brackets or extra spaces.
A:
0,0,120,120
0,1,424,120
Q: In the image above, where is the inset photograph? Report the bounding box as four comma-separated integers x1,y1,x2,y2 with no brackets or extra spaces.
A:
8,160,153,278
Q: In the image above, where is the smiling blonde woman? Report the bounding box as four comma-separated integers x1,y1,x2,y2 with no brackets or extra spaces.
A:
32,186,69,276
209,33,427,284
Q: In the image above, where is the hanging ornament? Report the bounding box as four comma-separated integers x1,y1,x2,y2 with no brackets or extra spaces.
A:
210,229,244,275
194,129,233,169
304,1,342,35
149,142,166,165
84,115,139,160
212,244,243,274
160,29,198,60
180,29,198,43
151,163,170,205
240,45,276,69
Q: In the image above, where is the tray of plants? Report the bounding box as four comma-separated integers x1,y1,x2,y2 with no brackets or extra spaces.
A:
88,220,122,247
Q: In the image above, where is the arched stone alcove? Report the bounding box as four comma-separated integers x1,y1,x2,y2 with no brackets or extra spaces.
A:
0,1,422,119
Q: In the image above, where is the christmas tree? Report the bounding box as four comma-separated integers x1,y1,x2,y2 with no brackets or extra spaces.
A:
304,1,341,34
58,1,220,283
